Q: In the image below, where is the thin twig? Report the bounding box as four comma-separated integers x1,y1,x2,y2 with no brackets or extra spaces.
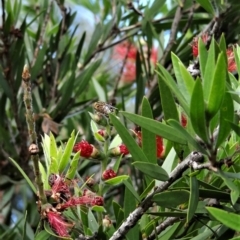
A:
109,151,204,240
119,7,195,32
127,1,144,17
160,0,186,65
182,0,195,35
22,65,47,205
31,0,53,67
147,217,179,240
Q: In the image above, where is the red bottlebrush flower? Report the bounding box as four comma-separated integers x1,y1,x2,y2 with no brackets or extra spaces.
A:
58,195,104,210
73,140,99,158
181,113,187,128
111,144,129,156
102,169,117,180
227,47,237,72
113,41,158,83
50,174,71,201
191,33,209,57
46,211,73,237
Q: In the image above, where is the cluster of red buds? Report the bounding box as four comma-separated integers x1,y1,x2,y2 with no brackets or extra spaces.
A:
44,174,103,237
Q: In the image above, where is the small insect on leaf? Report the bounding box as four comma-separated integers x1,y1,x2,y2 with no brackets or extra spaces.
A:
93,101,118,116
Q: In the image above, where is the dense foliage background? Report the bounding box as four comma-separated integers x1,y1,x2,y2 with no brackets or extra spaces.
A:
1,0,240,239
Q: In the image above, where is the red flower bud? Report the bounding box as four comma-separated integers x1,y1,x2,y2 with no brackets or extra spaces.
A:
102,169,117,180
73,140,99,158
110,144,129,156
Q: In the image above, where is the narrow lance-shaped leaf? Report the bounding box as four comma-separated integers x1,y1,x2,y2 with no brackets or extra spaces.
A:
190,79,209,143
203,39,216,96
49,132,58,174
65,151,80,180
158,67,179,121
215,93,234,148
132,161,169,181
206,207,240,231
59,130,75,173
121,111,187,144
206,52,226,120
153,190,190,208
141,97,156,163
195,0,215,15
156,64,189,115
187,176,199,223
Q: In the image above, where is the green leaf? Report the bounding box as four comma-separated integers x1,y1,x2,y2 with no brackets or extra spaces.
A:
187,176,199,223
203,39,216,97
113,155,122,173
121,112,187,144
49,132,58,174
104,175,129,185
132,162,169,181
9,158,37,194
156,64,189,115
141,97,156,163
171,52,194,103
228,122,240,137
35,231,51,240
91,206,105,212
109,134,122,150
195,0,215,15
206,207,240,231
215,93,234,148
140,180,155,200
59,130,75,173
65,151,80,179
145,0,165,19
190,79,209,143
75,32,86,64
206,53,226,119
123,179,141,202
75,59,102,97
153,190,190,207
158,67,179,121
167,119,207,154
220,173,240,205
109,114,149,162
84,23,102,62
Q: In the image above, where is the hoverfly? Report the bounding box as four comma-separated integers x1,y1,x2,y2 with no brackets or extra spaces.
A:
92,101,118,116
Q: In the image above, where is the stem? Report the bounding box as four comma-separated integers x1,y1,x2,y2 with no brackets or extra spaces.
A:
22,65,47,205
